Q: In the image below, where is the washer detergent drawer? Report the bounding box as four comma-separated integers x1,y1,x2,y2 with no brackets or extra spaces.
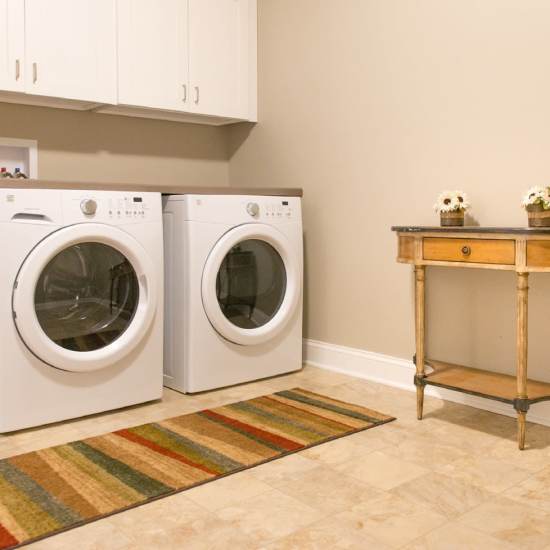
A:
423,238,516,265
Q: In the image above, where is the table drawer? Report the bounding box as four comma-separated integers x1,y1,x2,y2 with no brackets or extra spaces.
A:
526,241,550,267
423,238,516,265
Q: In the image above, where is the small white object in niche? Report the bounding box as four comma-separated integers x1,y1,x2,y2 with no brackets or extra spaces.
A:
0,137,38,179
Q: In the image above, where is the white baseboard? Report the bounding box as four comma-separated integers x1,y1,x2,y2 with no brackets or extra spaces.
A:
303,338,550,428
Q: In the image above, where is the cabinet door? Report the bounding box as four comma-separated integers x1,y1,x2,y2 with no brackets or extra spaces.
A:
117,0,188,111
24,0,116,104
188,0,251,119
0,0,24,92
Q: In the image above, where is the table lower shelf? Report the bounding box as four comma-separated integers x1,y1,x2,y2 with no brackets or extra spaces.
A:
419,359,550,405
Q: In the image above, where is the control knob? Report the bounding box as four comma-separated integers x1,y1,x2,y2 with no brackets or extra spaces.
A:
246,202,260,217
80,199,98,216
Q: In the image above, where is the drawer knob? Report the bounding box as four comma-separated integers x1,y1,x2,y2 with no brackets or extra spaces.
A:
461,245,471,256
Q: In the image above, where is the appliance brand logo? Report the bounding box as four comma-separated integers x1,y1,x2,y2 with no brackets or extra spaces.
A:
6,195,15,203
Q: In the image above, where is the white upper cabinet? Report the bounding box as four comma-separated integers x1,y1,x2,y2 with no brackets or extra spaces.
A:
0,0,24,92
0,0,256,124
117,0,188,112
188,0,251,120
114,0,256,122
24,0,116,104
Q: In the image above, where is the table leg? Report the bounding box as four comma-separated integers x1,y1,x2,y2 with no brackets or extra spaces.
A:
516,272,529,450
415,265,426,420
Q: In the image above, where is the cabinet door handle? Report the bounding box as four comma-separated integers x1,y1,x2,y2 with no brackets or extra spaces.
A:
15,59,20,81
32,62,38,84
194,86,199,104
182,84,187,102
461,245,471,256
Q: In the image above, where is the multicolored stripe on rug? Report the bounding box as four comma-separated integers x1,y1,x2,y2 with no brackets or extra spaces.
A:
0,388,394,549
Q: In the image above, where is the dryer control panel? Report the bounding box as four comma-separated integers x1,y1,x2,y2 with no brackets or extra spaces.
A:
171,195,302,225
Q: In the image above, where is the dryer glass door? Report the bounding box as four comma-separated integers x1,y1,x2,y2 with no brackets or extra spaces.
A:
35,243,139,352
216,239,287,330
202,224,301,346
13,224,157,372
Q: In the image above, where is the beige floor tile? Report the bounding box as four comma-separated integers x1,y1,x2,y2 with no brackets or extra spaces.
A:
215,489,324,543
248,453,320,487
320,381,405,416
185,380,279,410
524,423,550,449
301,433,381,466
105,492,213,546
458,496,550,550
345,419,420,449
427,413,517,456
438,455,532,493
349,492,447,548
262,366,353,394
404,521,517,550
382,431,470,468
484,426,550,474
115,516,258,550
261,510,393,549
503,466,550,513
28,518,133,550
339,450,429,490
185,470,273,511
259,371,308,392
293,366,358,387
276,465,382,513
391,472,494,520
163,518,262,550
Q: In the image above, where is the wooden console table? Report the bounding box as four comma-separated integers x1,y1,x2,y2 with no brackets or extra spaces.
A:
392,226,550,450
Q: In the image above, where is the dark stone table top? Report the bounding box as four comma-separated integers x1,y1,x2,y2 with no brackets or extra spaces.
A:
392,226,550,235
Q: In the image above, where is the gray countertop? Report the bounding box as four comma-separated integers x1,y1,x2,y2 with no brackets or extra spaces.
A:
0,179,303,197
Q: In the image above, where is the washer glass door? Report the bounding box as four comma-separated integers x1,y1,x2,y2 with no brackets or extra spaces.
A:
202,224,300,346
13,223,157,372
35,243,139,352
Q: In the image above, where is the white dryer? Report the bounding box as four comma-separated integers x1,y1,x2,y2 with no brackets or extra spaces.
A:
1,188,164,432
163,194,303,392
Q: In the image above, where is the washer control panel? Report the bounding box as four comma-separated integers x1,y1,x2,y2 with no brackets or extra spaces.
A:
0,189,161,224
263,200,294,219
62,191,160,223
106,195,148,219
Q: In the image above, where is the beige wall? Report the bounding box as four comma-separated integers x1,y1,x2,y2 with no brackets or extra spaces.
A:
229,0,550,380
0,102,229,186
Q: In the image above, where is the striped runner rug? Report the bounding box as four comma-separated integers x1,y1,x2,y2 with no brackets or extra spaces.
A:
0,388,394,549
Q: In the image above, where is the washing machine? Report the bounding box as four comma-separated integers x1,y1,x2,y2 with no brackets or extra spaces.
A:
1,188,164,432
163,194,303,393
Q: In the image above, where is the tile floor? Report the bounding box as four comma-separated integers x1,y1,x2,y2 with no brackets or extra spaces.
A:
3,366,550,549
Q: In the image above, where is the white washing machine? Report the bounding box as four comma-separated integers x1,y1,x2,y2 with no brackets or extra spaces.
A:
163,194,303,393
1,188,164,432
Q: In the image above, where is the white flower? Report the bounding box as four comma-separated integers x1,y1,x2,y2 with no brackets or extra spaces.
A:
522,186,550,209
454,190,470,211
434,190,470,213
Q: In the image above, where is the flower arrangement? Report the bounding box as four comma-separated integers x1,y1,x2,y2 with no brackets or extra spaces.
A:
522,186,550,209
433,190,470,213
522,186,550,227
434,190,470,227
